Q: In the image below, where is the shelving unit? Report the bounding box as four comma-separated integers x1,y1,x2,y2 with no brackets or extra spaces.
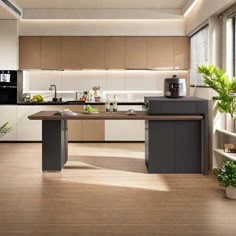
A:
214,148,236,161
216,128,236,138
213,128,236,167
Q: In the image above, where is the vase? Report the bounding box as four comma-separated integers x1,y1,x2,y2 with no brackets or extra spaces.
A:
226,186,236,199
225,113,235,133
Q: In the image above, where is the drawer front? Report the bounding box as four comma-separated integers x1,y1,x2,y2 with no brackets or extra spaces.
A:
161,102,197,114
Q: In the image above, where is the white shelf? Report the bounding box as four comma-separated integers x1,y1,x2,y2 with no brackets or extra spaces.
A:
216,128,236,138
214,148,236,161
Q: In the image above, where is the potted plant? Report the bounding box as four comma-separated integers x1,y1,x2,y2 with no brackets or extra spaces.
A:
0,122,12,137
214,160,236,199
198,64,236,119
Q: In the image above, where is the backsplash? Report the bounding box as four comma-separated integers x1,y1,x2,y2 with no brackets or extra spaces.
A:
23,70,189,102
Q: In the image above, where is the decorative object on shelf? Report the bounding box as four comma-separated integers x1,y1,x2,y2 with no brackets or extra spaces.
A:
224,144,236,153
0,122,12,137
214,160,236,199
198,64,236,119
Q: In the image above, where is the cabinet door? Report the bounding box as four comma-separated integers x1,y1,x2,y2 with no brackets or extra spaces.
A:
17,106,43,141
105,37,125,69
174,37,190,70
19,37,41,69
0,106,17,141
125,37,147,69
66,105,83,141
105,120,126,141
62,37,83,69
147,37,174,69
82,105,105,141
41,37,62,70
175,121,201,173
82,37,105,69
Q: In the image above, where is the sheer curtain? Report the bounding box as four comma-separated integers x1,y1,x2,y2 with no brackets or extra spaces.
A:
190,26,209,86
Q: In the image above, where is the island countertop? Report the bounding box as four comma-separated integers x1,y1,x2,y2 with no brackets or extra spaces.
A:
28,111,204,121
18,101,145,106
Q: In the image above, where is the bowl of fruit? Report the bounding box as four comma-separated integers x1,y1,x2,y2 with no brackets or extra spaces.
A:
84,105,99,114
31,95,44,103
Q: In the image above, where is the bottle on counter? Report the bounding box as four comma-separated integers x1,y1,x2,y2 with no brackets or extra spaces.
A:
113,95,118,112
105,96,110,112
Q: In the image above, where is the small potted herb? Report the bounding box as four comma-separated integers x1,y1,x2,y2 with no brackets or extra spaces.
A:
0,122,12,137
214,160,236,199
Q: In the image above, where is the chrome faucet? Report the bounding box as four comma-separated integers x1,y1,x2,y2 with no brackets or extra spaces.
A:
49,84,58,102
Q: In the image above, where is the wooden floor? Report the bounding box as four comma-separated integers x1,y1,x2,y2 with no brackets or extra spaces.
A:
0,143,235,236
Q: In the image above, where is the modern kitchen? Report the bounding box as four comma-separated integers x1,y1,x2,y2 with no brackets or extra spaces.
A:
0,0,236,235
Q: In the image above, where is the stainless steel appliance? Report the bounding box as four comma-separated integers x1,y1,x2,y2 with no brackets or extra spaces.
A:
0,71,17,104
164,75,186,98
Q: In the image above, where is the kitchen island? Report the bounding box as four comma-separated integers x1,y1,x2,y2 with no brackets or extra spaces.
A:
28,110,207,174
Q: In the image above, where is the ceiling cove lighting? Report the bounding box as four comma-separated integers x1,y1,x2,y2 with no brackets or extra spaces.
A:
184,0,198,17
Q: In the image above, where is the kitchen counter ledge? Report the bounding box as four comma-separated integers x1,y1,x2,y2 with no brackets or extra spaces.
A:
28,111,204,121
18,101,145,106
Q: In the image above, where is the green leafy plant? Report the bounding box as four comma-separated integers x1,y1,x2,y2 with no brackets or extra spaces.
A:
0,122,13,137
214,161,236,187
198,64,236,118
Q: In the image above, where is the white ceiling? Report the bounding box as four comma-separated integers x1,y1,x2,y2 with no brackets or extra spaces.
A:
0,0,196,20
0,6,15,19
12,0,189,9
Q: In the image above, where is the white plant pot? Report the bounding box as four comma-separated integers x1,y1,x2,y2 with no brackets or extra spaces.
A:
226,113,235,133
226,186,236,200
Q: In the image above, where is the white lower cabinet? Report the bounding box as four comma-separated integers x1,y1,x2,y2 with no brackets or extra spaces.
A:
1,105,144,142
17,106,44,141
17,105,64,141
0,106,17,141
105,105,145,141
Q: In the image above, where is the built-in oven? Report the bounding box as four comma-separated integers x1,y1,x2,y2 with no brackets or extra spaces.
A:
0,71,17,104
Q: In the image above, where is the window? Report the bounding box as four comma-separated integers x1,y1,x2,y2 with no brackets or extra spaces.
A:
190,25,209,86
234,17,236,76
226,18,234,78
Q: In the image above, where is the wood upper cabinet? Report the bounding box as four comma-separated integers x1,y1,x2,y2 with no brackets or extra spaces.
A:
125,37,147,69
62,37,83,69
41,37,62,70
105,37,125,69
147,37,174,69
19,36,41,69
174,37,190,70
82,37,105,69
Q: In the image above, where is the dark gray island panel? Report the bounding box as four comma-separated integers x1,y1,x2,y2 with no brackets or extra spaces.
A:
42,120,68,171
145,96,208,175
146,121,176,173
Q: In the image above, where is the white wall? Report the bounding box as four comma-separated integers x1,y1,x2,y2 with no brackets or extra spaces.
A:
23,70,189,101
185,0,235,35
19,19,185,36
0,20,18,70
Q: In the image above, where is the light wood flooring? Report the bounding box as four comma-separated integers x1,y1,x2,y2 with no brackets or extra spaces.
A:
0,143,235,236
